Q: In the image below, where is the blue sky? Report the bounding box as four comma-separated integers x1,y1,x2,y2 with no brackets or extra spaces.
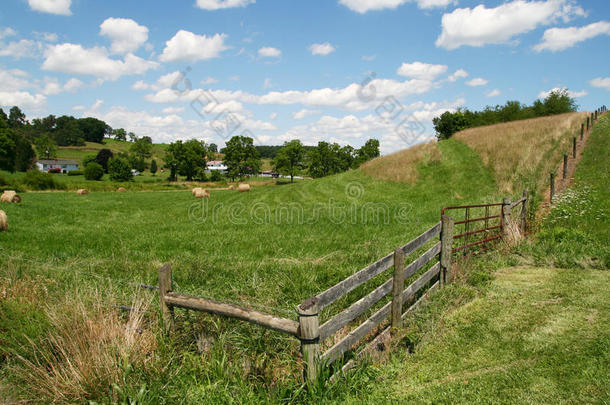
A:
1,0,609,153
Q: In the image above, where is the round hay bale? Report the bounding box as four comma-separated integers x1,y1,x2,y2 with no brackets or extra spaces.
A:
1,190,21,203
0,210,7,231
194,188,210,198
192,187,203,196
76,189,88,195
228,185,235,190
117,187,127,193
238,184,250,193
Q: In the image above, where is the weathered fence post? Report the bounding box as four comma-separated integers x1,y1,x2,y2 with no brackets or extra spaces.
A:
587,116,590,130
563,153,568,179
391,247,405,330
297,297,320,383
550,172,555,203
440,215,455,285
572,137,577,158
501,197,512,239
158,264,175,333
521,189,528,233
581,123,585,140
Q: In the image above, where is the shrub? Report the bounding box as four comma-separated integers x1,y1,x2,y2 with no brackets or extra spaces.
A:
23,170,64,190
108,157,133,182
150,159,157,176
82,154,97,168
84,162,104,181
210,170,222,182
47,168,62,174
67,170,83,176
95,149,114,172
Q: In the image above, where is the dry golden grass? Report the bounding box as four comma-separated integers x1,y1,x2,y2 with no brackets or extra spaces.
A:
361,141,442,184
455,112,587,194
11,292,156,403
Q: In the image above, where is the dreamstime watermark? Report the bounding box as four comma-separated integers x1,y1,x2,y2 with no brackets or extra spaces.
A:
171,67,261,144
187,181,414,226
358,72,428,146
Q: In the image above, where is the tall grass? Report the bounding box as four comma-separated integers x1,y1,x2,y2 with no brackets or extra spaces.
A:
361,142,441,184
8,291,156,403
454,112,587,194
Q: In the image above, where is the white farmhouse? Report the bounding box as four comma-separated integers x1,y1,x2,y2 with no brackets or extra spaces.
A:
35,159,79,173
206,160,228,174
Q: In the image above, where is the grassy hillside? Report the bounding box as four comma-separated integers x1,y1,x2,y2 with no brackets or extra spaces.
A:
0,113,604,403
55,138,169,167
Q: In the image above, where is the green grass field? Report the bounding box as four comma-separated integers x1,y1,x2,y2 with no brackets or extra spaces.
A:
0,114,607,403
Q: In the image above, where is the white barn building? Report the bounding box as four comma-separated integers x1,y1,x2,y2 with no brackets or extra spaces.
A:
35,159,79,173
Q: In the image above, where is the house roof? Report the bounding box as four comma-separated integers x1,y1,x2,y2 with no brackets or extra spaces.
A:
37,159,79,165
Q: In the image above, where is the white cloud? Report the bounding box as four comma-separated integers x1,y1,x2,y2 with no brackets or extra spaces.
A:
201,77,218,85
436,0,585,50
0,68,30,92
258,46,281,58
162,106,185,114
28,0,71,15
269,112,277,120
0,91,46,110
41,76,85,95
397,61,448,80
40,32,58,42
534,21,610,52
339,0,455,13
100,18,149,54
159,30,228,62
263,78,273,89
362,55,376,61
132,80,149,91
195,0,255,10
590,77,610,91
0,39,42,58
42,43,159,80
63,77,84,92
466,77,488,87
309,42,335,56
537,87,587,98
448,69,468,82
0,27,17,39
293,109,321,120
145,76,436,112
486,89,501,97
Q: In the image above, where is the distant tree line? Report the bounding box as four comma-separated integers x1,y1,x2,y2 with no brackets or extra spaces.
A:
433,89,578,140
164,136,380,183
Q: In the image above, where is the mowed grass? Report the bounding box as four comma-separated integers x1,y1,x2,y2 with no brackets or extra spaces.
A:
56,138,169,167
339,266,610,404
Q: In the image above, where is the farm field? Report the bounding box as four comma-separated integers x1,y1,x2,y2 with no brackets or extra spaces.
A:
0,112,603,403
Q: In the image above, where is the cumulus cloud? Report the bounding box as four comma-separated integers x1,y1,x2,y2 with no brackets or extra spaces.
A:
0,39,42,58
195,0,255,10
537,87,587,98
309,42,336,55
28,0,71,15
0,27,17,39
534,21,610,52
590,77,610,91
486,89,501,97
42,43,159,80
293,109,322,120
0,68,31,92
258,46,281,58
339,0,455,13
466,77,488,87
41,76,84,95
447,69,468,82
201,77,218,85
397,61,448,80
159,30,228,62
436,0,586,50
100,18,149,54
0,91,46,110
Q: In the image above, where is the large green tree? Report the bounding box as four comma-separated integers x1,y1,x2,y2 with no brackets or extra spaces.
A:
273,139,305,182
77,117,107,143
223,135,260,180
165,139,208,181
0,128,35,172
34,135,58,159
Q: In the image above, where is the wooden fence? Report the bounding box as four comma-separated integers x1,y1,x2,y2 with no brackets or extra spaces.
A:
156,190,534,382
